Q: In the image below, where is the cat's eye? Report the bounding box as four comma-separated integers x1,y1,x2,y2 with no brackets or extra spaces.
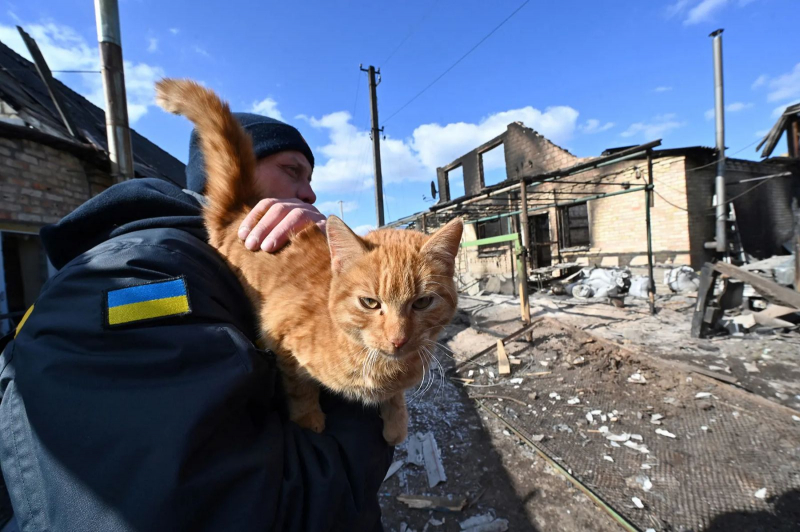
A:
359,297,381,309
412,296,434,310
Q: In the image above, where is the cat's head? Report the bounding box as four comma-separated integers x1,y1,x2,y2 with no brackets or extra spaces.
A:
326,216,463,361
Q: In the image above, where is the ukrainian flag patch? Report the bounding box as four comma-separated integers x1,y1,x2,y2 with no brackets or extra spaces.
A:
105,277,191,327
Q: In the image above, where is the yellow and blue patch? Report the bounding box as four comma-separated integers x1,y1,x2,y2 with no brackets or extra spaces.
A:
105,277,191,327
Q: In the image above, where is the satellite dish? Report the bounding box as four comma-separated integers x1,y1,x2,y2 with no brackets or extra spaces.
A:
430,181,438,199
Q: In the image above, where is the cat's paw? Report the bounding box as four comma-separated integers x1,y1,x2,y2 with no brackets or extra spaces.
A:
382,418,408,446
293,409,326,433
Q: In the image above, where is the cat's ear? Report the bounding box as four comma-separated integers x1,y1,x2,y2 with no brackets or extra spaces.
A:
420,217,463,270
326,215,367,274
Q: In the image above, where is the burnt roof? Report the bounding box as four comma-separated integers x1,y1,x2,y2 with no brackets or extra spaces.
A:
0,37,185,187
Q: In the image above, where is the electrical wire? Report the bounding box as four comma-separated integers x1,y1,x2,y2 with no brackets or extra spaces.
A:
381,0,441,66
382,0,530,125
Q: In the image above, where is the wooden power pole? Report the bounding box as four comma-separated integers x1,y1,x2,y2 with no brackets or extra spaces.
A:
361,65,385,227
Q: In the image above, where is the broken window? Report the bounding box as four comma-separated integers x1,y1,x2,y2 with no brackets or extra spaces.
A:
558,202,590,248
446,165,465,198
476,217,514,257
0,232,50,334
480,143,507,188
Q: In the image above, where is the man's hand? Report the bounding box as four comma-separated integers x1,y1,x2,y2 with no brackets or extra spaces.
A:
238,198,326,252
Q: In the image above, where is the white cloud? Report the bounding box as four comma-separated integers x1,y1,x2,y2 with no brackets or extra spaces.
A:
654,86,673,93
300,105,580,194
671,0,756,24
169,28,179,35
0,20,164,124
703,101,753,120
250,97,284,121
751,74,768,89
666,0,692,17
772,100,800,118
193,46,211,58
579,119,614,134
353,224,375,236
410,106,579,171
684,0,729,25
763,63,800,103
621,114,685,140
147,37,158,53
316,200,358,216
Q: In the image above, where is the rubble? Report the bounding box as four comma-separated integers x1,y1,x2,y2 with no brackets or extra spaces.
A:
397,494,467,512
459,513,509,532
627,373,647,384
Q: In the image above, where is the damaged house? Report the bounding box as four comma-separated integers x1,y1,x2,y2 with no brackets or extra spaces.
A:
0,34,186,333
390,121,796,292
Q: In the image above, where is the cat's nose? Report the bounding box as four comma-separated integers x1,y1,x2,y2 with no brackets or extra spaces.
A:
391,337,408,349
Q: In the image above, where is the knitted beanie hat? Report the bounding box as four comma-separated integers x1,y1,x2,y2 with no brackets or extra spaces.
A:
185,113,315,194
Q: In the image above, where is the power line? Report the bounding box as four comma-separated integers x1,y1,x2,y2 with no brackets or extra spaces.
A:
381,0,441,66
382,0,530,125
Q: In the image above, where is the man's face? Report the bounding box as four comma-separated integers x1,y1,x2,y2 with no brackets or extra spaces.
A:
253,150,316,203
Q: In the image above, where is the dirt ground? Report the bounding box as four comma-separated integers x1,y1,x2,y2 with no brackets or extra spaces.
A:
379,289,800,532
379,316,620,532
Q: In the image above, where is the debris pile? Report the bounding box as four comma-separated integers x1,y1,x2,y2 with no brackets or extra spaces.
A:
692,258,800,339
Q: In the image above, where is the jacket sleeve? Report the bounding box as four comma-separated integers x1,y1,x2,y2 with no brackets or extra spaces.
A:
0,229,392,532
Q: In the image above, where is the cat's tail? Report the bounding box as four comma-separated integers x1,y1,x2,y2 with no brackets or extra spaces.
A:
155,78,256,231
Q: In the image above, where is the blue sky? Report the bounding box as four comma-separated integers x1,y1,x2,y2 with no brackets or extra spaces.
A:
2,0,798,233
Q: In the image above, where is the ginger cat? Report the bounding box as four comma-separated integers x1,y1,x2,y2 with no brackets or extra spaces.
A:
155,79,462,444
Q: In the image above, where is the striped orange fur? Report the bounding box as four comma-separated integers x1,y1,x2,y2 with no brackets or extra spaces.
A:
156,78,462,444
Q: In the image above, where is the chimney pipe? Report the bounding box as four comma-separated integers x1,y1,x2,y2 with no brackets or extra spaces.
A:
94,0,134,183
710,29,726,255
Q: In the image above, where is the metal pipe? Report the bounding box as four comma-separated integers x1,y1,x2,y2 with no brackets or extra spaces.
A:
711,28,726,254
94,0,134,183
646,152,656,315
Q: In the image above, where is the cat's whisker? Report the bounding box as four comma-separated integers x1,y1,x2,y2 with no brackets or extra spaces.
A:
408,349,432,403
423,346,446,400
420,339,454,360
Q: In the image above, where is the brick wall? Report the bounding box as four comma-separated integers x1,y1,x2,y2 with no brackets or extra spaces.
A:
534,155,695,267
0,137,111,227
503,122,578,179
436,122,578,202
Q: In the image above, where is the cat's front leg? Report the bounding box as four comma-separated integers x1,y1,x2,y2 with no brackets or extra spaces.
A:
380,393,408,445
280,362,326,433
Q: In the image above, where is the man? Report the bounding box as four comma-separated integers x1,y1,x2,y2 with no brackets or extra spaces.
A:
0,114,392,531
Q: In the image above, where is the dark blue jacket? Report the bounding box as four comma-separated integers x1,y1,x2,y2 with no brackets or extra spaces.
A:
0,178,391,531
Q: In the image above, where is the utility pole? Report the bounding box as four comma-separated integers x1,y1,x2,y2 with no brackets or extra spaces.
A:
361,64,385,227
94,0,134,183
337,200,344,220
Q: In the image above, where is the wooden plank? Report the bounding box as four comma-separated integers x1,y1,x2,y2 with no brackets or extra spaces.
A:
17,26,79,138
496,339,511,375
691,263,720,339
454,319,541,373
713,261,800,309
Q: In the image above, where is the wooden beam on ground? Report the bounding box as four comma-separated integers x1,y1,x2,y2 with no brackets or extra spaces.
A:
496,339,511,375
691,263,721,339
454,319,541,373
713,261,800,309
